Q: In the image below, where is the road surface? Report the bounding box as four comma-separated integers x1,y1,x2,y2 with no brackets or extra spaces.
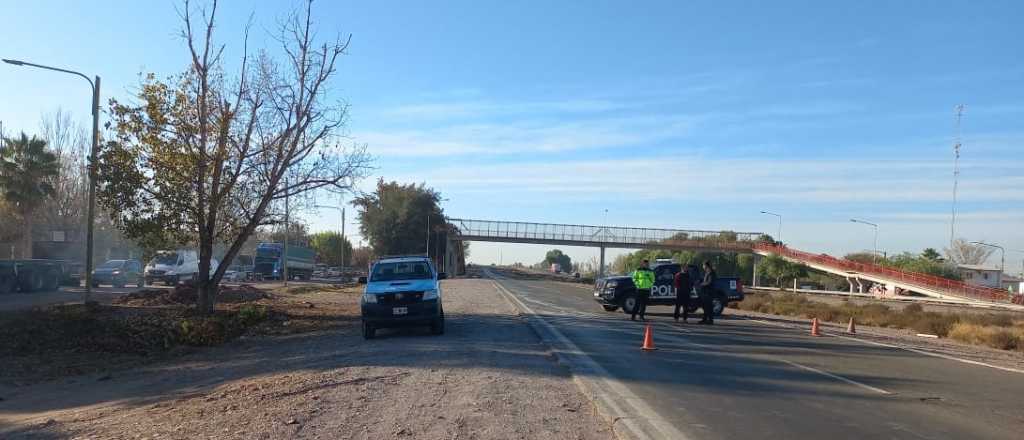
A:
487,269,1024,440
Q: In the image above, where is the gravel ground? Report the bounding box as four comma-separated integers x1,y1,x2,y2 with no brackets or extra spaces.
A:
0,279,613,440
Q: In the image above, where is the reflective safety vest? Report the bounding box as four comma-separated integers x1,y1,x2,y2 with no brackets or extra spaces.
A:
632,268,655,290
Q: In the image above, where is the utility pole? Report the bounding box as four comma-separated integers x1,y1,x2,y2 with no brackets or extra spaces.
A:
341,206,346,267
760,211,782,243
950,104,965,247
850,218,879,264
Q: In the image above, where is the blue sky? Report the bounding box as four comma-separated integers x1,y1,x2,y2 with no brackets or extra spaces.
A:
2,0,1022,271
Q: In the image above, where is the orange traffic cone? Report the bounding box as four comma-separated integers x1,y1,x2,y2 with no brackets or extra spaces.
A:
641,324,658,351
810,318,822,336
846,317,856,334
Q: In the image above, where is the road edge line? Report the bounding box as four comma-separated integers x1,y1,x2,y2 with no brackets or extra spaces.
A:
488,275,692,440
746,318,1024,375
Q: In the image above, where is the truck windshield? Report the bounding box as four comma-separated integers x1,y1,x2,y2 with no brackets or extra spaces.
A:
370,261,433,282
151,252,178,265
98,260,124,269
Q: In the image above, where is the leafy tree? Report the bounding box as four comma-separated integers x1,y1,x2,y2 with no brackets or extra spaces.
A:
921,248,942,261
310,231,352,267
757,254,808,287
0,133,60,258
543,249,573,271
944,239,994,266
353,180,445,257
97,0,370,313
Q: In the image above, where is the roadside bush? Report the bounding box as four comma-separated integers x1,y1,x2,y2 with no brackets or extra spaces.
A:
902,303,923,314
949,323,1022,351
238,304,269,326
179,315,243,346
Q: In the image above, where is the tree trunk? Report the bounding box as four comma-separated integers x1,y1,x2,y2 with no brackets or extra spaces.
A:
22,213,33,259
197,236,215,314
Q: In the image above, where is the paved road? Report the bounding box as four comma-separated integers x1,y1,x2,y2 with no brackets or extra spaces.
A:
488,270,1024,440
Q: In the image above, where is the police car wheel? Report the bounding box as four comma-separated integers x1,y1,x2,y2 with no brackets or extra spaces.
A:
622,295,637,315
713,297,725,316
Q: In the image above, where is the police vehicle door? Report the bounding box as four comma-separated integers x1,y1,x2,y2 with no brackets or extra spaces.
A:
650,264,678,300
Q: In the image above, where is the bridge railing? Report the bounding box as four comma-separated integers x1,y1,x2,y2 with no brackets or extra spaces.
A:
449,218,764,249
755,243,1017,304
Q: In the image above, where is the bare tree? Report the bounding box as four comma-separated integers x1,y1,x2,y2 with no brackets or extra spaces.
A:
98,0,371,313
944,238,995,266
39,109,89,239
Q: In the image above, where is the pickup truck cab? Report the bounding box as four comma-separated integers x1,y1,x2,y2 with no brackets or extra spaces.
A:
358,256,446,339
593,263,744,316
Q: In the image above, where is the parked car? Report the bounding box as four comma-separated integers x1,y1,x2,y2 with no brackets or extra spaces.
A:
593,263,744,316
92,260,144,288
223,264,253,282
327,267,343,277
358,256,446,339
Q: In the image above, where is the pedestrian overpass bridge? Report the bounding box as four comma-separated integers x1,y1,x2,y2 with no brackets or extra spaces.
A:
447,218,1019,307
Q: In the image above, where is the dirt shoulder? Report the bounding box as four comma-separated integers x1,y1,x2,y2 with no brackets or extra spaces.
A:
1,278,612,440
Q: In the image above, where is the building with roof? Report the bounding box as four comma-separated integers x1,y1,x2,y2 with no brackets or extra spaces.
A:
958,264,1003,289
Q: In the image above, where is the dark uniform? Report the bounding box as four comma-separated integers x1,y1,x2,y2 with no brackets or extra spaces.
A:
673,270,692,322
699,265,717,324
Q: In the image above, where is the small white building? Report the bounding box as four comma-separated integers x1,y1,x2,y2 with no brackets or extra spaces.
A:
958,264,1003,288
1001,274,1023,294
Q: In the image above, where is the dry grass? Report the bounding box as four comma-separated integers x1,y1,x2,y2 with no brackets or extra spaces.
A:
948,322,1024,351
735,292,1024,351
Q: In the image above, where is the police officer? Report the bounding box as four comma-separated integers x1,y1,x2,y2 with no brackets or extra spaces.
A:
631,259,655,321
698,260,717,325
673,265,693,322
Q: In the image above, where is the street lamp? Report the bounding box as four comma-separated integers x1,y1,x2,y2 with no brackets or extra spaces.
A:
314,204,346,267
850,218,879,264
970,241,1005,273
760,211,782,243
4,58,100,303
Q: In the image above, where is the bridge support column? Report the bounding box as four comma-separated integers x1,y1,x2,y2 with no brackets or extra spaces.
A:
598,246,606,279
752,259,759,288
855,278,864,294
847,277,855,294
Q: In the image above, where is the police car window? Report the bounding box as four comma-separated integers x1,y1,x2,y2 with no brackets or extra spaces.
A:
371,262,433,281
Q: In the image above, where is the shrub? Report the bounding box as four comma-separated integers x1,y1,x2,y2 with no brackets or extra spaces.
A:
902,303,923,314
949,323,1021,351
238,304,269,326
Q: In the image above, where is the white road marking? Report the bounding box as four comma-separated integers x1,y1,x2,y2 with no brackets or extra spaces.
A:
747,318,1024,375
778,359,893,395
489,273,693,440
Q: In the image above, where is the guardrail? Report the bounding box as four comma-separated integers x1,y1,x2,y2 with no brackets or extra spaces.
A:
449,218,764,249
754,243,1017,304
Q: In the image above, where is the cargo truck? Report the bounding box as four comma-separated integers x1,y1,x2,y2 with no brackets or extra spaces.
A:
254,242,316,280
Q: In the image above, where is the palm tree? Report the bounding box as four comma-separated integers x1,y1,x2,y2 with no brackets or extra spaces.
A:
0,133,59,258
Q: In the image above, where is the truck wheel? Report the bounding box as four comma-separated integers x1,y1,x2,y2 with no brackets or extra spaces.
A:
601,305,619,312
621,294,638,315
43,271,60,291
137,277,144,288
431,308,446,335
0,276,14,294
362,322,376,340
713,296,726,316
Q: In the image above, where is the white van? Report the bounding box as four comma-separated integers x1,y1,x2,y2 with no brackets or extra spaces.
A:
144,249,219,286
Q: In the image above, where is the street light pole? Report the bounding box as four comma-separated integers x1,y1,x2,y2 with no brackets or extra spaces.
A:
760,211,782,243
4,58,99,304
970,241,1005,273
850,218,879,264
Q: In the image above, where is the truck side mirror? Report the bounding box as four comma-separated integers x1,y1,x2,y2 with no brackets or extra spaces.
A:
358,276,367,284
437,273,448,280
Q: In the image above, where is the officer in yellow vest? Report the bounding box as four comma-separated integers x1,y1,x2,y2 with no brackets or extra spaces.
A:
631,259,655,321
